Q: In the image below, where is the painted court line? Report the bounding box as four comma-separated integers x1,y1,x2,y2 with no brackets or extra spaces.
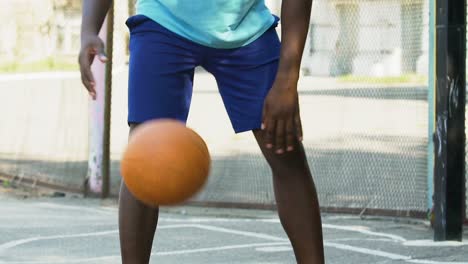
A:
0,242,290,264
0,225,188,252
325,241,410,260
36,203,114,215
322,223,407,242
189,224,468,264
196,225,468,264
328,238,393,242
1,217,466,264
159,217,262,223
255,246,292,252
408,260,468,264
0,230,118,252
323,242,468,264
179,223,468,264
403,240,468,247
0,255,120,264
154,242,290,256
261,219,408,242
191,224,287,242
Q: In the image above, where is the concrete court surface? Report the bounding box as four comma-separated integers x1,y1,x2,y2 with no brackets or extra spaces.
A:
0,190,467,264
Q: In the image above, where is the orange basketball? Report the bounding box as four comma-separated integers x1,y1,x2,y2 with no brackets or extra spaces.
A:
120,119,211,206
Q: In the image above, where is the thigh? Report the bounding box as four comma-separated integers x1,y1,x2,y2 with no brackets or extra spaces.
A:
127,15,201,124
203,25,281,133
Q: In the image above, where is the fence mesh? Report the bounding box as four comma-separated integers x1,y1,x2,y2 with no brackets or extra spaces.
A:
0,1,86,191
300,0,429,215
0,73,89,191
188,0,430,216
0,0,434,218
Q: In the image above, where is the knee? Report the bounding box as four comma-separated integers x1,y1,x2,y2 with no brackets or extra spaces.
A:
253,130,309,172
265,147,309,175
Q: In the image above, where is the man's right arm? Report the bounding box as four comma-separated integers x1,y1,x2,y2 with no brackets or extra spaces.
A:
79,0,113,100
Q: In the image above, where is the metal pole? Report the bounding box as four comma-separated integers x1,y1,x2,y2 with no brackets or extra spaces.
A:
433,0,466,241
101,2,114,198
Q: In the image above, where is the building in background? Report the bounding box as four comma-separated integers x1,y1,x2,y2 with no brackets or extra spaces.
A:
0,0,81,63
303,0,427,77
0,0,127,71
0,0,428,77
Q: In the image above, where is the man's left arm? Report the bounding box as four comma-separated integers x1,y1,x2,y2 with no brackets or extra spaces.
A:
262,0,312,154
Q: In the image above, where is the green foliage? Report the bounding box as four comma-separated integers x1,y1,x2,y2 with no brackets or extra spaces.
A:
338,74,428,85
2,179,11,188
0,57,78,73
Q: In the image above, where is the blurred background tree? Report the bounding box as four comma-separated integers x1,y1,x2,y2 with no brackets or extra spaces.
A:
0,0,127,73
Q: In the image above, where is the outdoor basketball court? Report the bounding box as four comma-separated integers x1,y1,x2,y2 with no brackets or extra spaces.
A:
0,191,467,264
1,1,467,263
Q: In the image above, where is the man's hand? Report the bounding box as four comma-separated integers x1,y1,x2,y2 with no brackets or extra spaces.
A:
262,0,312,155
78,0,112,99
262,75,303,154
78,35,108,100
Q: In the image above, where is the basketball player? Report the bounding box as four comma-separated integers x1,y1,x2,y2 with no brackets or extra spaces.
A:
79,0,324,263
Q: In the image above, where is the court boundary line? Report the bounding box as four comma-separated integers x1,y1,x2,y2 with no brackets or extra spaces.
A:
1,219,467,264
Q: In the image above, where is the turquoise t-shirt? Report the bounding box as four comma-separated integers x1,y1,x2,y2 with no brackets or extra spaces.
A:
136,0,276,49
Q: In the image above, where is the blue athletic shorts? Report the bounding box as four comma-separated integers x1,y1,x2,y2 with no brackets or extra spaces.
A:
126,15,280,133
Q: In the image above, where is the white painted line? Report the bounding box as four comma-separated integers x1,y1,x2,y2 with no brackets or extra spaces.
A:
255,246,292,252
259,219,280,223
325,241,410,260
0,230,118,252
328,238,393,242
190,223,468,264
154,242,290,256
322,215,360,221
1,205,466,264
407,260,468,264
323,224,407,242
0,255,120,264
0,242,290,264
403,240,468,247
324,242,468,264
0,225,187,252
100,207,118,212
159,217,261,223
36,203,114,215
158,224,198,229
191,224,287,242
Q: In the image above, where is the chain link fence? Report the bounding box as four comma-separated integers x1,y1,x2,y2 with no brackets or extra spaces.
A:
0,73,89,191
0,1,87,190
189,0,429,217
301,0,429,216
0,0,129,193
0,0,435,218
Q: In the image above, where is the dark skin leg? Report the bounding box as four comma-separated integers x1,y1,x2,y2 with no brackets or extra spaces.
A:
119,124,159,264
254,130,325,264
80,0,319,262
118,125,323,263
